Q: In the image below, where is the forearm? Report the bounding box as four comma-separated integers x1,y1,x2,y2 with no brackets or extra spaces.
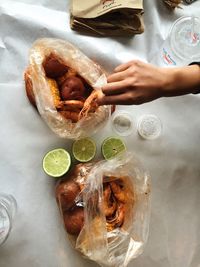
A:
162,64,200,97
99,61,200,106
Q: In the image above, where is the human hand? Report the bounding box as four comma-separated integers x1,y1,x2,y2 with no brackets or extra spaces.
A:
98,60,200,105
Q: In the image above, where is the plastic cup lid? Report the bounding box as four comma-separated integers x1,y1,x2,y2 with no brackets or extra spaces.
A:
137,114,162,140
111,111,134,136
170,16,200,61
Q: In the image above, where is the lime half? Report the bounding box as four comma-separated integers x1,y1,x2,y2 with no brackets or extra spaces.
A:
102,137,126,160
72,138,96,162
42,148,71,177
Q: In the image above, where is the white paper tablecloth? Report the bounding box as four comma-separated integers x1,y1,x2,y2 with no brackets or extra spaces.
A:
0,1,200,267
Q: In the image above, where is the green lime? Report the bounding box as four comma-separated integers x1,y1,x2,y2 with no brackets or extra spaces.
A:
42,148,71,177
72,138,96,162
101,137,126,160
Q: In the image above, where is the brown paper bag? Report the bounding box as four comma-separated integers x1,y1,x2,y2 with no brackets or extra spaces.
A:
70,0,144,36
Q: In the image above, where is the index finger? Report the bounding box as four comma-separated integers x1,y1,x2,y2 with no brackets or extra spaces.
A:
114,60,137,72
102,81,127,95
107,71,126,83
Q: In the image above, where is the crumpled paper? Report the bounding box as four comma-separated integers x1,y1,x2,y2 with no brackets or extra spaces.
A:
70,0,144,36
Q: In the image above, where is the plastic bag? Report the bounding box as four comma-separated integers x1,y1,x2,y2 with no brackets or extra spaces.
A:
25,38,110,139
55,152,151,267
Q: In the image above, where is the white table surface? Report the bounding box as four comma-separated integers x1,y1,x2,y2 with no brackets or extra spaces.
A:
0,0,200,266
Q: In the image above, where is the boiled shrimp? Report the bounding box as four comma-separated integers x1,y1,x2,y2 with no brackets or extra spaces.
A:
106,203,125,231
110,180,126,203
78,90,103,120
103,183,117,217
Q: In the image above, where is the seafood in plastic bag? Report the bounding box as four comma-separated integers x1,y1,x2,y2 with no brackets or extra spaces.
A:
56,152,151,267
24,38,111,139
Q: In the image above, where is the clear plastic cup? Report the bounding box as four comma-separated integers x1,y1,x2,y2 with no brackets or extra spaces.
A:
0,193,17,245
152,16,200,67
111,111,134,136
137,114,162,140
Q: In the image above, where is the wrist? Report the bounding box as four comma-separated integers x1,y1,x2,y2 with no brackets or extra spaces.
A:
161,65,200,97
189,64,200,94
160,68,181,97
